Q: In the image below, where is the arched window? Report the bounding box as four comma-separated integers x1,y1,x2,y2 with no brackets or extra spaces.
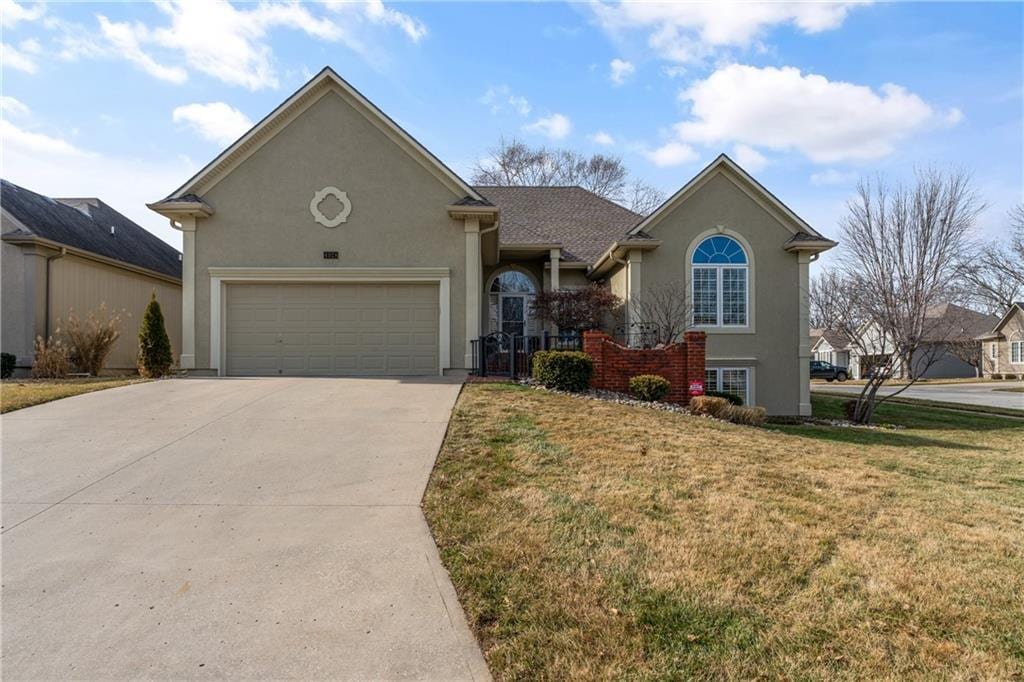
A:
692,235,748,326
488,270,537,336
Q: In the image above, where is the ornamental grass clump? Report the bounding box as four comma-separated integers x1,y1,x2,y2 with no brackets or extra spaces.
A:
63,304,122,376
532,350,593,392
628,374,670,402
31,335,71,379
729,405,767,426
138,293,174,378
688,395,733,420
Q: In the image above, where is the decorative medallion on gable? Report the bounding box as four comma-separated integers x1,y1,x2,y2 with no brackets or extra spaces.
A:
309,186,352,228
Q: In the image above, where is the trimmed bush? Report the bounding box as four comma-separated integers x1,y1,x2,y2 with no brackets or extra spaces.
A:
689,395,733,420
532,350,593,392
64,304,122,376
1004,373,1019,380
138,293,174,378
991,373,1003,380
31,335,70,379
1,352,14,378
629,374,670,402
705,389,743,406
729,405,767,426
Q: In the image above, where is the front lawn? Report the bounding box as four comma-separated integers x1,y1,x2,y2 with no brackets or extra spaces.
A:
424,384,1024,680
1,377,149,413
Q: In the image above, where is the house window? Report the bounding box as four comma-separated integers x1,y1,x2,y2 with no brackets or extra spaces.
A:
991,343,998,360
489,270,536,337
705,367,750,406
1012,340,1023,364
692,235,748,327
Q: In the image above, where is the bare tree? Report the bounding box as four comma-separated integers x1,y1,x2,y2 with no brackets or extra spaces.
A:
531,285,621,333
959,203,1024,312
629,281,693,346
945,337,983,377
625,179,666,216
829,168,984,424
472,138,663,213
809,270,850,330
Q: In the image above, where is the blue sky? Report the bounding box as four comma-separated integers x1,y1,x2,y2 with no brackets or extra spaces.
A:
2,1,1021,272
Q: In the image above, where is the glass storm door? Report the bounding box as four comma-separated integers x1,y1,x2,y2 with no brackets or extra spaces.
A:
500,295,527,337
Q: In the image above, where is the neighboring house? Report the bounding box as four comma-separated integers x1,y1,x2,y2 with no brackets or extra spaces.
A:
147,67,835,415
977,302,1024,377
2,180,182,373
848,303,998,379
811,329,851,368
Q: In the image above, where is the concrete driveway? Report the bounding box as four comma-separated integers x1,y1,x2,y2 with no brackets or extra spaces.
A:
811,380,1024,411
2,377,489,681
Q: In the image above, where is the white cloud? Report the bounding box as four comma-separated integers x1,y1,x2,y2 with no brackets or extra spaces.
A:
0,119,85,156
810,169,858,186
645,141,698,167
172,102,253,146
98,15,188,84
362,0,427,42
732,143,767,172
78,2,425,91
0,95,30,117
1,41,37,73
479,85,531,117
523,113,572,140
1,0,44,28
673,64,959,163
590,131,615,146
2,118,196,248
609,58,635,85
591,1,869,63
18,37,41,54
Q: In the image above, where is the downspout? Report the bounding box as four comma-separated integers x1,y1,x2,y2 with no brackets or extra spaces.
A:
44,247,67,338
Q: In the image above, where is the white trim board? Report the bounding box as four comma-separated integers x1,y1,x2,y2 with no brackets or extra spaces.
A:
208,266,451,377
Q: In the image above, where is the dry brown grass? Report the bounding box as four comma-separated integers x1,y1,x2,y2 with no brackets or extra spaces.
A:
1,376,148,413
424,384,1024,680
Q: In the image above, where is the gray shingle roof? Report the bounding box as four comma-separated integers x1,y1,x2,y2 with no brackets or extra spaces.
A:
473,185,641,263
2,179,182,279
922,302,999,342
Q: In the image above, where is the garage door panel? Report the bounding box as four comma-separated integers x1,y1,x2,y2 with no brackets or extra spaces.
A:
226,283,438,376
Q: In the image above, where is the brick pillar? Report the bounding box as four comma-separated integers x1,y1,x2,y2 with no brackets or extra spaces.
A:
583,331,608,389
684,331,706,397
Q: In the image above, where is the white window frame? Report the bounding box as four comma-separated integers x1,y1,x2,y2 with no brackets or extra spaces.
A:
691,264,749,328
991,343,998,360
1012,340,1023,364
704,367,752,405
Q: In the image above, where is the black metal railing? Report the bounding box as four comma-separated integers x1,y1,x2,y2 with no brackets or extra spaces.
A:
471,331,583,378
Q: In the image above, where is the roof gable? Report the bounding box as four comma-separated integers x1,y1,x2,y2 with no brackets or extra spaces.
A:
991,302,1024,334
628,154,825,239
2,179,182,279
158,67,481,203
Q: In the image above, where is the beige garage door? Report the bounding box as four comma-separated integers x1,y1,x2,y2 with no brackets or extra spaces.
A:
225,283,439,376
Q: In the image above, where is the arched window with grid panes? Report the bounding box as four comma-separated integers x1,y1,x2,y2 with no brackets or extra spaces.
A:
691,235,748,327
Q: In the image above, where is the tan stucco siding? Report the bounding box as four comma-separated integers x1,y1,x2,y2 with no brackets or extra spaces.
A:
983,308,1024,376
639,171,804,414
193,91,467,369
48,254,182,370
1,240,35,365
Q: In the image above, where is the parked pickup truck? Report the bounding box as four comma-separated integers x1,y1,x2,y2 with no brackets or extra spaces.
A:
810,360,849,382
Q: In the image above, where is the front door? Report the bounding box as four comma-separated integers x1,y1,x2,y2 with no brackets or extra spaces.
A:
499,294,527,337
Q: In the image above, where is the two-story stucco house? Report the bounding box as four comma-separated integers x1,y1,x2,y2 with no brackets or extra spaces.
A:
148,67,835,415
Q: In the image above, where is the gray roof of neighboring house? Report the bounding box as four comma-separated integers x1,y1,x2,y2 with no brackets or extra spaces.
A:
1,179,182,279
923,302,1000,342
473,185,642,263
816,329,852,350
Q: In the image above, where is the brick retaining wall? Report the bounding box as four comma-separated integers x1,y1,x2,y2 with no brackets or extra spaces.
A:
583,330,706,404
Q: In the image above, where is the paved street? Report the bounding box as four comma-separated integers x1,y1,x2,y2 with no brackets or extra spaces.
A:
811,381,1024,411
2,377,489,681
